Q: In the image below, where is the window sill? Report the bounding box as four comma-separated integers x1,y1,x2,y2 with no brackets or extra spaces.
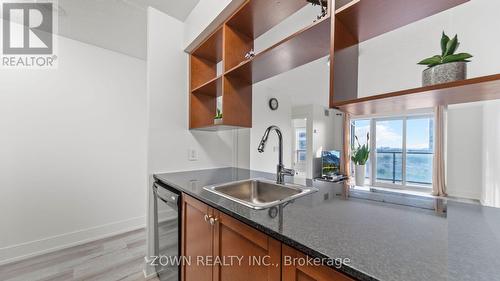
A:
357,185,435,198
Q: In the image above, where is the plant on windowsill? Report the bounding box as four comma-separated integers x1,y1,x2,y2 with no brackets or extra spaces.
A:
214,109,223,125
351,133,370,187
418,32,473,86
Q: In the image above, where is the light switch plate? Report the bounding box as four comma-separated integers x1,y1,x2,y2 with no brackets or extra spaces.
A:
188,148,198,161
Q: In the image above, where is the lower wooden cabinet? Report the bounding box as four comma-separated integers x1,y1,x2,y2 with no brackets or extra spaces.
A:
182,194,280,281
213,210,281,281
182,193,214,281
182,194,354,281
282,245,354,281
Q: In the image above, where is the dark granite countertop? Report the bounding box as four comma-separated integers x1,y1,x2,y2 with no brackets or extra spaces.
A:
154,168,500,281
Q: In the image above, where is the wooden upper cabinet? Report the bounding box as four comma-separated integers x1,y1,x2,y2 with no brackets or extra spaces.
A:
328,0,500,116
213,210,281,281
182,195,214,281
188,0,333,130
225,0,308,40
334,0,469,44
282,245,354,281
187,0,493,123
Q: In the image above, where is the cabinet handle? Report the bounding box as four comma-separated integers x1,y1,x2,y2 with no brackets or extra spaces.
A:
209,217,218,226
204,214,210,222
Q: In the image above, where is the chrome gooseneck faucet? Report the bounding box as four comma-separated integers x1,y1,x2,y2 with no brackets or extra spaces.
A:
258,125,295,184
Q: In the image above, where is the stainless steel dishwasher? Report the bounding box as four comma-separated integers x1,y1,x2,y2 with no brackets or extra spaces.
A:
153,182,181,281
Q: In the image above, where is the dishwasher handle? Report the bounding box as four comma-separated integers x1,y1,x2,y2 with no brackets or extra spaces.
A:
153,183,179,209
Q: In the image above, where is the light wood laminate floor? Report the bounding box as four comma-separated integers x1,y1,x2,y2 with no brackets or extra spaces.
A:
0,228,159,281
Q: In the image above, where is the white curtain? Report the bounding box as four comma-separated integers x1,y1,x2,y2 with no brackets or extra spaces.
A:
342,113,351,178
433,106,448,196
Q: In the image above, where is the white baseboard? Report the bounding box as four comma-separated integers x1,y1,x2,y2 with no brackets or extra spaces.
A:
447,191,481,201
0,216,146,266
143,256,159,279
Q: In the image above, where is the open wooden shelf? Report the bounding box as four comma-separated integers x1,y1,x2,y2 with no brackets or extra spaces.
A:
188,0,489,129
192,27,223,62
191,28,223,91
190,91,217,129
335,0,469,43
333,74,500,115
226,0,308,39
189,0,332,130
191,75,223,96
222,75,252,127
191,124,248,131
329,0,473,111
225,17,331,84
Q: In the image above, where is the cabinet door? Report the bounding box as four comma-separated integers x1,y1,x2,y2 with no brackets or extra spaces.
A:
282,245,354,281
182,194,214,281
213,210,281,281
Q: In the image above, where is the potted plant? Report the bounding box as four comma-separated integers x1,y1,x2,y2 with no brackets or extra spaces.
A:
418,32,473,86
214,109,223,125
351,133,370,187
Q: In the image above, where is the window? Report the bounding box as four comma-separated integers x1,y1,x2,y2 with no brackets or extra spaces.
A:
351,115,434,189
295,128,307,162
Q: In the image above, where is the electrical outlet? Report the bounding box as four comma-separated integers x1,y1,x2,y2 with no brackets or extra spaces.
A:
188,149,198,161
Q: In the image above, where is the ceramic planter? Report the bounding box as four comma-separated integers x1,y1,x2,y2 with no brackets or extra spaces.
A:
355,165,366,187
422,61,467,86
214,118,223,125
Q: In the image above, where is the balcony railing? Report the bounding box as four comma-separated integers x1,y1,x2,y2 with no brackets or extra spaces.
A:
376,150,433,185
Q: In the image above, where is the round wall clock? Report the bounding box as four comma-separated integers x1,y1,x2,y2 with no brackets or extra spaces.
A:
269,98,279,110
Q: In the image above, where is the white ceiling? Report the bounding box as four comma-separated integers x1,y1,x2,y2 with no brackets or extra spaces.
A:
142,0,200,21
57,0,200,59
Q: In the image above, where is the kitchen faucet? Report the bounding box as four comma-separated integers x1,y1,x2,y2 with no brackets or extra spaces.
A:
258,125,295,184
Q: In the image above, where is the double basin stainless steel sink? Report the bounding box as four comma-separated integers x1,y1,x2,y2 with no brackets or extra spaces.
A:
203,179,317,210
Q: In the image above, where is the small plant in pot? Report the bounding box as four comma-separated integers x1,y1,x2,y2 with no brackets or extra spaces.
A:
418,32,473,86
214,109,223,125
351,133,370,187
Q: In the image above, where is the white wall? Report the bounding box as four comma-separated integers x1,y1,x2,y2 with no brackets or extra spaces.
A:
246,4,337,176
447,101,500,204
234,129,251,169
0,36,147,264
358,0,500,98
183,0,232,48
356,0,500,201
481,101,500,207
249,90,342,178
312,105,342,156
147,8,234,174
292,105,314,178
145,7,239,264
250,85,293,173
446,104,483,200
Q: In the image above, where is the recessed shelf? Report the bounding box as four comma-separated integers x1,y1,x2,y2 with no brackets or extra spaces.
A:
334,74,500,115
225,17,331,84
191,76,223,96
335,0,470,43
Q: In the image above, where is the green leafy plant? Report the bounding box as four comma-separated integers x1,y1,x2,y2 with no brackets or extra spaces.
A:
418,32,473,68
214,109,223,120
351,133,370,166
